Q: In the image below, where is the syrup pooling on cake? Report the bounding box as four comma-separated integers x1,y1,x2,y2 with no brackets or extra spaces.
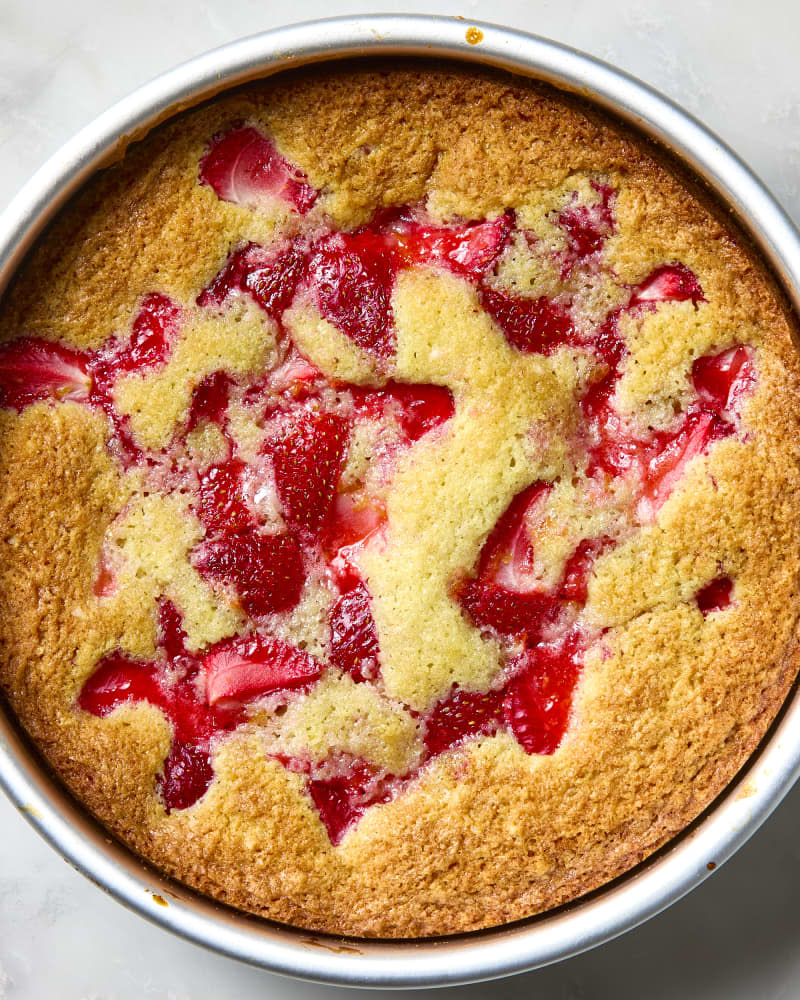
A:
0,124,758,843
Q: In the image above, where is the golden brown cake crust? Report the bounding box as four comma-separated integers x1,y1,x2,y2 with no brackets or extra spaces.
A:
1,63,800,938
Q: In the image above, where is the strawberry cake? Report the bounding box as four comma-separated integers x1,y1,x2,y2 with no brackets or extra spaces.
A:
0,64,798,938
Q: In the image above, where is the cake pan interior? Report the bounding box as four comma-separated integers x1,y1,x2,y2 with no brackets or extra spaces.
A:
1,15,800,987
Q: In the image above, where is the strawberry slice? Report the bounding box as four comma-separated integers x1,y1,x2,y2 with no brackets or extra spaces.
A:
267,409,350,539
695,575,733,616
325,493,387,591
455,578,563,642
307,233,397,359
503,637,583,755
329,582,380,682
270,349,322,396
558,535,615,602
585,409,647,479
196,459,251,536
159,742,215,813
199,126,317,214
77,653,161,717
307,759,393,845
476,481,550,588
119,293,182,371
192,529,304,617
88,295,182,402
479,286,576,355
188,371,231,431
156,599,190,662
79,599,244,812
326,493,386,553
629,262,705,308
556,182,615,260
593,314,627,371
423,686,505,758
350,380,455,442
197,242,307,319
390,213,513,276
692,345,755,411
639,410,731,519
0,337,92,411
204,633,323,707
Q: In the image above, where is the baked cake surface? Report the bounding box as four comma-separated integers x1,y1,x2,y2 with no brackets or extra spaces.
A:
0,63,799,938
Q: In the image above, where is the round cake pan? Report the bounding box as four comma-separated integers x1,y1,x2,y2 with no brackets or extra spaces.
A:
2,14,800,989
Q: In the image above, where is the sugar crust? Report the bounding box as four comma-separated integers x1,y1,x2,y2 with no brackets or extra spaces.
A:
0,64,799,938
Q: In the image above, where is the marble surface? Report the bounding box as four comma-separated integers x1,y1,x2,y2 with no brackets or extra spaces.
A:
2,0,800,996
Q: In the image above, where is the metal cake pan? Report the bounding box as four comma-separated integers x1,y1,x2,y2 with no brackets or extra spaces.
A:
1,14,800,989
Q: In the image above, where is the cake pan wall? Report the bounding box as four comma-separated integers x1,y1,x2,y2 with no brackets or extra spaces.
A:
1,14,800,988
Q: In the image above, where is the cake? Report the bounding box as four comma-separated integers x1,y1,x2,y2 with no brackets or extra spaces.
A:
0,62,798,939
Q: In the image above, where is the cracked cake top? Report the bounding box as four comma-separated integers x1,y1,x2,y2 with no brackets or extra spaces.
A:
0,63,798,938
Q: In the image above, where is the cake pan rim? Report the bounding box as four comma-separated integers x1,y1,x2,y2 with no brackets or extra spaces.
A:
1,14,799,988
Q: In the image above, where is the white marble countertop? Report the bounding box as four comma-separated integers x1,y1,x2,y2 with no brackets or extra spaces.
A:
2,0,800,996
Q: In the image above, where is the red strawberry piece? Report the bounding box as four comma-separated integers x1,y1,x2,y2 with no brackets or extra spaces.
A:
558,535,615,603
307,760,392,845
188,371,231,431
83,652,224,810
0,337,92,411
456,578,563,642
92,549,118,598
557,182,615,259
476,480,550,586
157,599,189,663
117,293,182,372
479,286,576,355
390,213,513,277
196,459,252,536
303,211,511,359
695,575,733,615
593,314,627,372
692,345,755,412
80,602,240,732
267,409,350,538
159,741,215,813
83,294,181,437
578,315,627,462
639,409,731,519
579,374,615,428
203,633,322,707
503,638,583,755
77,653,162,717
269,349,322,396
325,494,387,591
197,244,255,309
326,493,386,553
584,407,646,480
586,396,733,515
351,380,455,442
306,233,397,359
199,126,317,214
79,601,245,811
423,685,505,759
193,529,304,617
628,262,705,308
243,245,308,316
329,582,380,682
197,243,307,319
169,670,243,742
103,417,145,470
